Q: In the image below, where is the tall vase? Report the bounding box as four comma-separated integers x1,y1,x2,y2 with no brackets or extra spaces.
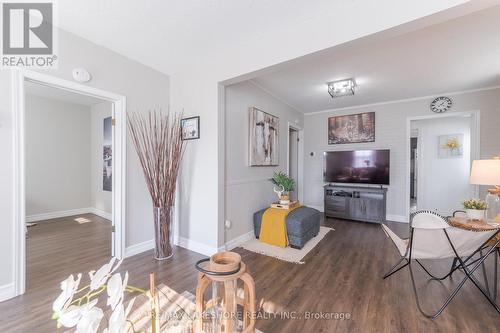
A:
153,206,174,260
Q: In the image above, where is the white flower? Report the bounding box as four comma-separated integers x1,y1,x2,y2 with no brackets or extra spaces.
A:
76,300,104,333
53,273,82,313
89,257,122,290
58,304,83,328
107,271,129,310
104,298,135,333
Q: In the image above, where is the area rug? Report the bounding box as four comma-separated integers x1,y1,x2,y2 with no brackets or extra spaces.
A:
239,226,334,264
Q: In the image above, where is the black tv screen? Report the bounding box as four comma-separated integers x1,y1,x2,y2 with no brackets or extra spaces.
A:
323,149,390,185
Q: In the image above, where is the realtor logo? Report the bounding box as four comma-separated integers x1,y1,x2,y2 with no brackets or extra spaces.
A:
1,1,57,68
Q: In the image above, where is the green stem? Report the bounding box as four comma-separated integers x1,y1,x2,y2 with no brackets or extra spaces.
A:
127,319,140,333
75,285,90,294
126,286,147,293
72,285,107,306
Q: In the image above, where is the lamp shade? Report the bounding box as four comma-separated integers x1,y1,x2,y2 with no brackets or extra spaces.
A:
470,159,500,185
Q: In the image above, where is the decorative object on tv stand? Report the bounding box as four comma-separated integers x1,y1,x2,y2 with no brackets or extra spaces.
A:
270,171,295,205
50,257,147,332
462,198,488,221
470,157,500,221
128,110,185,260
195,251,256,333
430,96,452,113
248,107,279,166
181,115,200,140
327,78,356,98
438,134,463,158
328,112,375,144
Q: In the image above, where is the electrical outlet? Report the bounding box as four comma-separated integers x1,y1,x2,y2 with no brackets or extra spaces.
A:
225,220,232,229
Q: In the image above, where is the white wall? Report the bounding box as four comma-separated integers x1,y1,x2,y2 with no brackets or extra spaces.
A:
90,101,113,216
0,28,169,291
225,81,303,244
0,1,471,297
411,116,473,216
170,1,471,250
303,88,500,221
25,95,91,217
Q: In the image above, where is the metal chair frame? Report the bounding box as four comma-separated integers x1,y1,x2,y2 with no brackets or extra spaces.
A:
383,210,500,319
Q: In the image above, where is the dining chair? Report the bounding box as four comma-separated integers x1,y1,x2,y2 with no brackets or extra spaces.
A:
381,210,499,318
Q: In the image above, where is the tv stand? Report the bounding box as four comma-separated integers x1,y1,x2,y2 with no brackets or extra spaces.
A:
324,184,387,223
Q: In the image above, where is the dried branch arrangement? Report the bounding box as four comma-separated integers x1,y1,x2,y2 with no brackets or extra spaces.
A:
127,110,185,259
128,110,185,208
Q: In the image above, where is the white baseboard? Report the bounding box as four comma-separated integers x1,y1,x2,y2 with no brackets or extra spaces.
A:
125,239,155,258
89,207,112,221
26,207,93,223
124,237,218,259
0,283,15,302
26,207,113,223
304,204,324,212
386,214,408,223
225,231,255,250
175,237,218,257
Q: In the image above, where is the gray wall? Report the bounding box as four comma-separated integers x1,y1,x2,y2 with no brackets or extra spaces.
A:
303,88,500,221
25,95,91,216
225,81,303,243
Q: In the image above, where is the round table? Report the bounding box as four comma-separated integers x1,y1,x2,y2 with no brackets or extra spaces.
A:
448,216,500,232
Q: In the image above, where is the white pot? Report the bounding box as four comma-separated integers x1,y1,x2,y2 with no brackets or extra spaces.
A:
466,209,486,221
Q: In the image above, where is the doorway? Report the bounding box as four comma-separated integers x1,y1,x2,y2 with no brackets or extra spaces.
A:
287,123,303,202
12,70,126,297
410,132,418,212
406,111,479,217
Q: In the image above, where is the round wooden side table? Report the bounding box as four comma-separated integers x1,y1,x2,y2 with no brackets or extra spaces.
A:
448,216,500,232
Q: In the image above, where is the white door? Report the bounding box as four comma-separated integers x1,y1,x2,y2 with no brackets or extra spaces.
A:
111,103,115,257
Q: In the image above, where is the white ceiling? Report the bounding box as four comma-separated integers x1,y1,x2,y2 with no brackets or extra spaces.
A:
25,81,105,106
251,6,500,113
55,0,478,77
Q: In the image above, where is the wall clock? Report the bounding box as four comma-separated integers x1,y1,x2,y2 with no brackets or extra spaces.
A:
430,96,452,113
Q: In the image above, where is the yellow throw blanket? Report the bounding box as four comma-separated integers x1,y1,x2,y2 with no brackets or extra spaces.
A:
259,205,301,247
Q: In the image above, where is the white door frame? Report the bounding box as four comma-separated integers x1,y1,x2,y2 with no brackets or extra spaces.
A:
12,69,127,297
405,110,480,221
287,122,304,202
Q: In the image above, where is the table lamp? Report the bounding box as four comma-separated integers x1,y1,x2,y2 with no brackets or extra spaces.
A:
470,157,500,221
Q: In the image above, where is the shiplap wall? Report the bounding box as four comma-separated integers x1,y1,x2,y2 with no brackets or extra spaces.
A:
303,88,500,221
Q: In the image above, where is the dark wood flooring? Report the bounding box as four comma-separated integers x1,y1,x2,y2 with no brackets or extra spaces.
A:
0,214,498,332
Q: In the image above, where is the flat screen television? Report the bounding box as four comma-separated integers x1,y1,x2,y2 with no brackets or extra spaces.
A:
323,149,390,185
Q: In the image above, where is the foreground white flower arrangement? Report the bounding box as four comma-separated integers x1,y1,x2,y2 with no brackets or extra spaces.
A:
52,257,146,333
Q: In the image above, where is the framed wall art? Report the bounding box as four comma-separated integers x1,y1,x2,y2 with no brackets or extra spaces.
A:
328,112,375,144
248,107,279,166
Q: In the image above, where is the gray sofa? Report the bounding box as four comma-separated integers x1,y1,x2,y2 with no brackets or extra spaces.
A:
253,206,321,249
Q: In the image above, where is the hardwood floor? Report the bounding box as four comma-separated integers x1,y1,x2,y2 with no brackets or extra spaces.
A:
0,214,498,332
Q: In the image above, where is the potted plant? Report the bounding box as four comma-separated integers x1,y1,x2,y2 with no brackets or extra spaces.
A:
270,171,296,204
462,198,488,220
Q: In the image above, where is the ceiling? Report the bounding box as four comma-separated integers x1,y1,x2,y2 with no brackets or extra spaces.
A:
25,81,105,106
54,0,478,77
251,6,500,113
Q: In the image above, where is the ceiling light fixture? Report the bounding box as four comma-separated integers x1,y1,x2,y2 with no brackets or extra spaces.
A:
327,78,356,98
